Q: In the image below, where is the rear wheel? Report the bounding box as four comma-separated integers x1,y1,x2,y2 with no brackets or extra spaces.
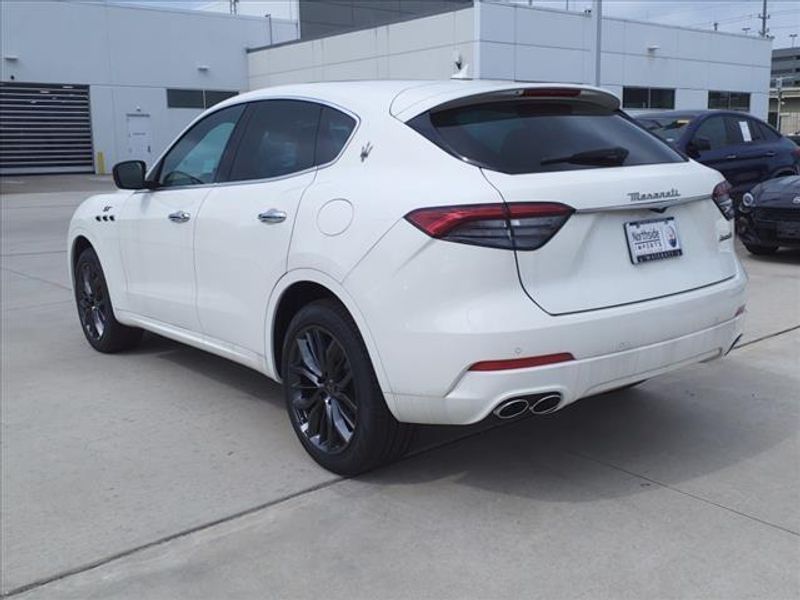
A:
745,243,778,256
74,247,143,353
281,299,413,475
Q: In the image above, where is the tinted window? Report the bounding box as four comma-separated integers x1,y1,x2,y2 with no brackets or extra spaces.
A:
409,101,684,175
316,106,356,164
639,116,692,144
205,90,238,108
622,87,675,109
693,116,727,150
158,104,244,187
724,116,764,145
166,89,238,109
758,121,781,141
228,100,321,182
708,91,751,112
167,89,204,109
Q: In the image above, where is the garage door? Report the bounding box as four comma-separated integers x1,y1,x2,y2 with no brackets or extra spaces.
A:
0,82,94,175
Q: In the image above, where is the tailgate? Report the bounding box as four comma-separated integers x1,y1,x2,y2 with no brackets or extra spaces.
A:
483,163,738,314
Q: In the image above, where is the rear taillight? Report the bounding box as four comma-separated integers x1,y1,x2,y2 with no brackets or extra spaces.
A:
712,181,735,220
404,203,573,250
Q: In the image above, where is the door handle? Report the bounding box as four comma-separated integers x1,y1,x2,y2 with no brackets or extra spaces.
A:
764,151,776,157
258,209,287,224
725,155,738,160
168,210,191,223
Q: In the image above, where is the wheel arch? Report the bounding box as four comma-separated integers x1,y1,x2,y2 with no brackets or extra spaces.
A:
68,231,98,288
265,270,398,417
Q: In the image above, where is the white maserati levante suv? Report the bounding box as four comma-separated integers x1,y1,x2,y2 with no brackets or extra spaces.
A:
69,81,746,474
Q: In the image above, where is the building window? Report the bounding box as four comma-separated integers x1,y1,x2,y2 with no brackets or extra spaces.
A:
622,87,675,110
708,91,750,112
167,89,238,109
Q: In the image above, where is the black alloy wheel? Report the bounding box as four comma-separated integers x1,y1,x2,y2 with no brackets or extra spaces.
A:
281,300,413,475
74,247,143,353
77,258,109,342
286,325,358,454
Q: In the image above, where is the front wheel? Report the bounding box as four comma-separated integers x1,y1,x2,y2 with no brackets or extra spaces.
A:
74,247,143,353
281,300,413,475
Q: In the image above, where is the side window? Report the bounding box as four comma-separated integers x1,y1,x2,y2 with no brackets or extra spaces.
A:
724,116,762,145
158,104,244,187
757,121,781,142
693,116,727,150
228,100,321,182
316,106,356,165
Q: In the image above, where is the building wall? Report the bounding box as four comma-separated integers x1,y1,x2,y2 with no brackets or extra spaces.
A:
771,48,800,87
296,0,471,41
0,0,297,172
477,1,771,119
248,7,476,87
247,1,770,120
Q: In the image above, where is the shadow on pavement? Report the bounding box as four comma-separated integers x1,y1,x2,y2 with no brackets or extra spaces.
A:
360,362,797,503
120,329,796,505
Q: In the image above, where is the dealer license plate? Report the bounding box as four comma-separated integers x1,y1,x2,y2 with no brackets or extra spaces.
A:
624,218,682,264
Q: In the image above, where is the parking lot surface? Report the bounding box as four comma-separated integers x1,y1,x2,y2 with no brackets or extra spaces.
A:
2,175,799,599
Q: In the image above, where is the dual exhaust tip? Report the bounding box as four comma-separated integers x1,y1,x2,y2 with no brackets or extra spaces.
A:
493,393,562,419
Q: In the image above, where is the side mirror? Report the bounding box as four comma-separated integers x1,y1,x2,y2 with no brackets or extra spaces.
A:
112,160,149,190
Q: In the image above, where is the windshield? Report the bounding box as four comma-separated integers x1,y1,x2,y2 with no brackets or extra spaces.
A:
637,116,693,144
408,100,685,175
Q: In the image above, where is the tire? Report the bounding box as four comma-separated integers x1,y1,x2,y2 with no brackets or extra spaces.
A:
74,247,143,353
745,243,779,256
281,299,413,476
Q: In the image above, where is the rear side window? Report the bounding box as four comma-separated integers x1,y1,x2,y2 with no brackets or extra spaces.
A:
757,121,781,141
228,100,321,181
316,106,356,165
408,101,684,175
693,116,728,150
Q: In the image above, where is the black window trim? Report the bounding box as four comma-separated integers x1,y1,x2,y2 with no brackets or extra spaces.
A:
144,103,247,191
144,97,360,191
211,97,360,188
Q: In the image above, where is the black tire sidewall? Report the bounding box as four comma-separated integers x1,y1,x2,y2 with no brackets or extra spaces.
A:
74,247,140,352
281,300,392,475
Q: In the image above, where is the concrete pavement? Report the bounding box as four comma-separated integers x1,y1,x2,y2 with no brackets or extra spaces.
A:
1,175,798,599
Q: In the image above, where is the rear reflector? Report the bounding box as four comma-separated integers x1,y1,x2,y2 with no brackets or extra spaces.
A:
469,352,575,372
405,202,573,250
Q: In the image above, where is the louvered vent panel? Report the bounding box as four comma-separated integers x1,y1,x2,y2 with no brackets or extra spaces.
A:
0,82,94,174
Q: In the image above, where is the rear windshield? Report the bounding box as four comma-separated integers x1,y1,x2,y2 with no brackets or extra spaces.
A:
637,116,693,144
408,100,685,175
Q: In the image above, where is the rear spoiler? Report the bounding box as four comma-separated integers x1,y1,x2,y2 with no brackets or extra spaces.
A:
391,83,620,122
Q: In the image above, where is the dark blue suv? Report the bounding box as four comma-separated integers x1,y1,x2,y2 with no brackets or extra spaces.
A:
637,110,799,198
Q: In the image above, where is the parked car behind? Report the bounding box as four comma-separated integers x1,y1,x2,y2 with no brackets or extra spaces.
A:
637,110,799,198
737,175,800,254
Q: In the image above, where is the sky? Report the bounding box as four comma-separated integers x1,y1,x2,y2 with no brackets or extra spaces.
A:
116,0,800,49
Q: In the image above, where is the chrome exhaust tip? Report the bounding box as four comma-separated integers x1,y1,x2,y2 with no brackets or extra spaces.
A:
529,393,562,415
492,398,530,419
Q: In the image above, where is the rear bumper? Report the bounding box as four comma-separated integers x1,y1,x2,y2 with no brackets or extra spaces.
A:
346,222,747,425
391,314,744,424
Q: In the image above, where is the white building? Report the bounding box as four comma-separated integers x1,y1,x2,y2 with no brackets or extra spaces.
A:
0,0,298,174
248,0,771,120
1,0,772,176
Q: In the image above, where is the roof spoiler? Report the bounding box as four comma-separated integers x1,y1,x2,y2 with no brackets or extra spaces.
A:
392,83,620,121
